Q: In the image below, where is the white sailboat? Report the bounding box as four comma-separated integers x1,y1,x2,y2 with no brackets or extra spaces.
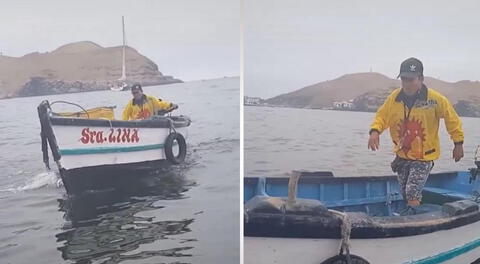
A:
110,16,129,92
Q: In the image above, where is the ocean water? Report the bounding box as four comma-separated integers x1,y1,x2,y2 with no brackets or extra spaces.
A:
245,106,480,178
0,77,239,263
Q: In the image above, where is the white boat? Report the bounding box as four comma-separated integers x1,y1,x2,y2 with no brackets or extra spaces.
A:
244,149,480,264
37,100,191,195
110,82,128,92
245,226,480,264
110,16,130,92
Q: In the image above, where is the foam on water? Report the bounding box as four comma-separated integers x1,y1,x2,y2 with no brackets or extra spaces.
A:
0,170,62,193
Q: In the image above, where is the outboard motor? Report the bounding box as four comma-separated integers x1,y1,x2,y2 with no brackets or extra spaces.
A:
475,145,480,168
469,146,480,184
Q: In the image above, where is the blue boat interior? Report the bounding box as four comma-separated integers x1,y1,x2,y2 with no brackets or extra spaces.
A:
244,170,480,217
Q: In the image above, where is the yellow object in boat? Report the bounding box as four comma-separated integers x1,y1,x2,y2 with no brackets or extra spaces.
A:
53,106,115,120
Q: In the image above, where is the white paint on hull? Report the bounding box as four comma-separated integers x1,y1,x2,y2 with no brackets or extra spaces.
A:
61,148,166,170
51,124,187,170
244,220,480,264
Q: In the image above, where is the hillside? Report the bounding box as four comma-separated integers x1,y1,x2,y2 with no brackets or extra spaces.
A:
0,41,182,98
265,72,480,117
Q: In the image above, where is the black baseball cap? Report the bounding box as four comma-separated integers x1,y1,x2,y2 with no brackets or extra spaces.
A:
397,57,423,79
131,83,143,91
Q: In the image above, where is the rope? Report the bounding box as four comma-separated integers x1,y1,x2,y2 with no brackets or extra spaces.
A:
50,100,90,119
285,172,353,264
328,209,353,264
166,117,177,134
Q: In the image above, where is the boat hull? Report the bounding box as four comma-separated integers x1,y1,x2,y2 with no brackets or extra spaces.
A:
110,82,129,91
245,220,480,264
51,123,188,170
244,171,480,263
60,159,172,195
38,100,191,195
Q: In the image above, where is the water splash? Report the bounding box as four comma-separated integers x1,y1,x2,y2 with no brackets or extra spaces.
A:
0,171,62,192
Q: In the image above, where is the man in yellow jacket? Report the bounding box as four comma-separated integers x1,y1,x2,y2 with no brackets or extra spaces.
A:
368,57,464,214
122,83,177,121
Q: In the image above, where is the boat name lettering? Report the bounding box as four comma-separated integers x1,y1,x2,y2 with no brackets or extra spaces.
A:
80,128,140,144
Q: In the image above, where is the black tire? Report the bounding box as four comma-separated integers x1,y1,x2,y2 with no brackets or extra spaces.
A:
164,132,187,164
320,254,370,264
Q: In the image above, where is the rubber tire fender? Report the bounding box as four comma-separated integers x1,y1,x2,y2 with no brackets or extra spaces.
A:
164,132,186,164
320,254,370,264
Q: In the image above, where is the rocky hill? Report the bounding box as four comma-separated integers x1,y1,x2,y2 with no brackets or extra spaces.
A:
265,72,480,117
0,41,182,98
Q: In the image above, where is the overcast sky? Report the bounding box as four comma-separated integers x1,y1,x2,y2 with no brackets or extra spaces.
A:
245,0,480,98
0,0,239,81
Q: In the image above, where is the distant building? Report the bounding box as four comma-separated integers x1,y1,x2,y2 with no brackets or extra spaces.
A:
244,96,262,105
333,99,355,110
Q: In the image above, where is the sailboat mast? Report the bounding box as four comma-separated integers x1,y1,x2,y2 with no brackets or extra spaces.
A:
120,16,126,80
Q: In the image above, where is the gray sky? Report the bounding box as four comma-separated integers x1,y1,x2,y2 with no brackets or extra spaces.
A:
245,0,480,98
0,0,239,81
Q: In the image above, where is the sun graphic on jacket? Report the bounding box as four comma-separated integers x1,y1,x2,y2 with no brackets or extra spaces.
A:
136,109,151,120
397,118,426,157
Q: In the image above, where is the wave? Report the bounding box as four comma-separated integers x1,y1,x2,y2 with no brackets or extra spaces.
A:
194,137,239,148
0,170,62,193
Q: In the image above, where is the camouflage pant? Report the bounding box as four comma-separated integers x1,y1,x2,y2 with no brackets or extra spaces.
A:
397,160,434,201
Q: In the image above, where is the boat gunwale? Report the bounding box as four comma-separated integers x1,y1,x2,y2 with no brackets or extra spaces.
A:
244,172,460,185
49,115,191,128
244,172,480,238
245,208,480,239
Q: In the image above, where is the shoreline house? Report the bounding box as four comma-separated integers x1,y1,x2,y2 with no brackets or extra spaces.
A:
244,96,263,105
333,99,355,110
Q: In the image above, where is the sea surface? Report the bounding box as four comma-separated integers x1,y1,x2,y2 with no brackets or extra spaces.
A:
245,105,480,178
0,77,239,264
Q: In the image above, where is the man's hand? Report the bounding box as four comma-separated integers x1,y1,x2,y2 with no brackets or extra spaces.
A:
453,144,464,162
169,104,178,110
368,131,380,151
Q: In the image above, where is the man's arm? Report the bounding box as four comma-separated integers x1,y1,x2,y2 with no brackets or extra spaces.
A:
122,103,133,121
150,95,174,110
438,95,464,144
368,95,392,151
438,95,464,162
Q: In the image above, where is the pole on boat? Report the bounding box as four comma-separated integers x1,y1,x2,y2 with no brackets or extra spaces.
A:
287,171,301,204
37,101,61,170
119,16,127,81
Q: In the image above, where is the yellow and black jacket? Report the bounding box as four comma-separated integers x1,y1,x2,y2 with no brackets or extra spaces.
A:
370,85,463,161
122,94,173,121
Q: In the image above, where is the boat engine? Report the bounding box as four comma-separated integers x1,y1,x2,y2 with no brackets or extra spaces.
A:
469,145,480,184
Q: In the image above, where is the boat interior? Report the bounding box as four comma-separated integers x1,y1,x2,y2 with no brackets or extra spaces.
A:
38,100,191,127
244,164,480,238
